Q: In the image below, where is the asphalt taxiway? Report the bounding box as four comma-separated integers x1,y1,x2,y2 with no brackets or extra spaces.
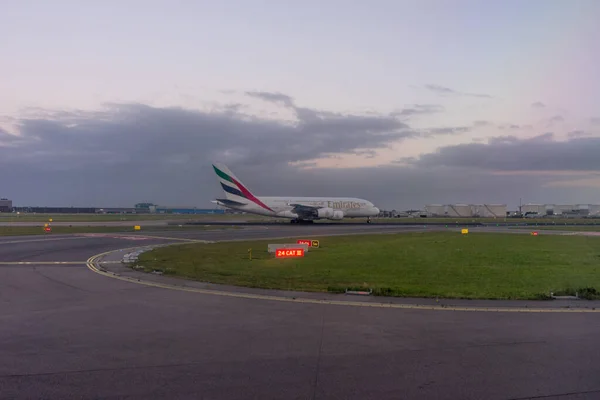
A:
2,224,600,400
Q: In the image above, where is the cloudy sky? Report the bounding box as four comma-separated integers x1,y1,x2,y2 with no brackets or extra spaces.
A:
1,0,599,210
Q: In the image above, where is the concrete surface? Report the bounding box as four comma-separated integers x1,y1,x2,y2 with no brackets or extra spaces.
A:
1,226,600,399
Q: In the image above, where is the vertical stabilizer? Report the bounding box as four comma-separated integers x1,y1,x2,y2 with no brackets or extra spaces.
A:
212,163,273,212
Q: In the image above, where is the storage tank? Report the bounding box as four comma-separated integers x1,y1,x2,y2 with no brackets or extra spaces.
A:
589,205,600,217
481,204,507,218
447,204,473,217
425,204,446,217
553,204,576,215
521,204,546,215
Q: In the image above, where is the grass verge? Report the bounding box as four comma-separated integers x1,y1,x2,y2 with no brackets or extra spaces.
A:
0,225,238,236
136,231,600,300
0,213,269,223
516,226,600,232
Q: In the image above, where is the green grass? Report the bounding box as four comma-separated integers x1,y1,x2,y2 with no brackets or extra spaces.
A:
0,213,269,223
136,231,600,300
0,225,238,236
516,226,600,232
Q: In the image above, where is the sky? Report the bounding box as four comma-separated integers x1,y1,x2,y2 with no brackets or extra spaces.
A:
1,0,600,210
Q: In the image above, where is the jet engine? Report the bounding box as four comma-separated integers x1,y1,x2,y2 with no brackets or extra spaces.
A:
329,210,344,220
315,207,334,218
276,211,299,219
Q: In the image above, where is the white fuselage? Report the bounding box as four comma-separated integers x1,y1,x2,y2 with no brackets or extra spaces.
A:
217,196,380,220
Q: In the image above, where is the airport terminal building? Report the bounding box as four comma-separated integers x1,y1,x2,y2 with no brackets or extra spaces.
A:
0,198,12,213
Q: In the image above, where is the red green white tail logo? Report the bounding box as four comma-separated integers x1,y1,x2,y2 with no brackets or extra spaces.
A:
213,164,273,212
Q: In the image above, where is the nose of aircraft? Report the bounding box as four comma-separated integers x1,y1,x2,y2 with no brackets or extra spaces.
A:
372,207,380,215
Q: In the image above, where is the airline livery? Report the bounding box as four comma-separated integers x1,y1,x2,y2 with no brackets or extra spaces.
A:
211,163,380,223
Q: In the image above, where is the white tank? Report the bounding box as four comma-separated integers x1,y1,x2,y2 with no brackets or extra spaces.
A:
425,204,446,217
553,204,576,215
522,204,546,215
447,204,473,217
480,204,507,218
589,205,600,217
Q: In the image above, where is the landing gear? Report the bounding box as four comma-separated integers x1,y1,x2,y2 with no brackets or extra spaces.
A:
290,219,314,224
367,217,372,224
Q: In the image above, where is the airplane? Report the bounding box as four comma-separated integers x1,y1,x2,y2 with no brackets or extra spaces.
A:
211,163,380,224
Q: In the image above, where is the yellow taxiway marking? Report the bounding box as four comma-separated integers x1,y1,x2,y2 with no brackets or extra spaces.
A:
0,261,121,265
85,247,600,314
0,236,91,245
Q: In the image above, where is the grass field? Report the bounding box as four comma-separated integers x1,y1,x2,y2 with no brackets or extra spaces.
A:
0,225,238,236
136,231,600,300
517,226,600,232
2,212,599,225
0,213,269,223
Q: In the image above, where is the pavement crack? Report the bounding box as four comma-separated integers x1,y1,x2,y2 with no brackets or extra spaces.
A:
506,388,600,399
311,307,326,400
2,360,226,379
31,267,91,292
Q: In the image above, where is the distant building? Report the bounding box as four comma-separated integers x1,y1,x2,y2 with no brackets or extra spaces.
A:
153,207,225,215
96,208,136,214
134,203,155,214
0,198,12,212
12,206,96,214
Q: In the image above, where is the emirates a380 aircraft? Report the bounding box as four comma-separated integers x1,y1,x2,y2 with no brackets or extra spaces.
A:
211,163,380,224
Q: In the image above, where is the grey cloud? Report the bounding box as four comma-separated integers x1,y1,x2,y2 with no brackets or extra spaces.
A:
6,102,411,171
409,133,600,171
549,115,564,123
591,117,600,125
351,149,378,158
531,102,546,108
421,126,471,137
498,124,521,130
568,130,589,138
245,91,295,108
0,100,418,206
391,104,444,117
4,99,599,210
424,84,493,98
473,120,491,127
487,135,519,145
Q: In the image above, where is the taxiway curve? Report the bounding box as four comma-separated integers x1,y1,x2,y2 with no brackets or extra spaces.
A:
1,225,600,400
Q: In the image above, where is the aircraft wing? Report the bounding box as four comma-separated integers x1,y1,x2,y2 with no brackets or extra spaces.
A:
212,198,247,207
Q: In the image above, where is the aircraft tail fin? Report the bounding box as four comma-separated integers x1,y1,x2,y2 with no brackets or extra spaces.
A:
212,163,273,212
